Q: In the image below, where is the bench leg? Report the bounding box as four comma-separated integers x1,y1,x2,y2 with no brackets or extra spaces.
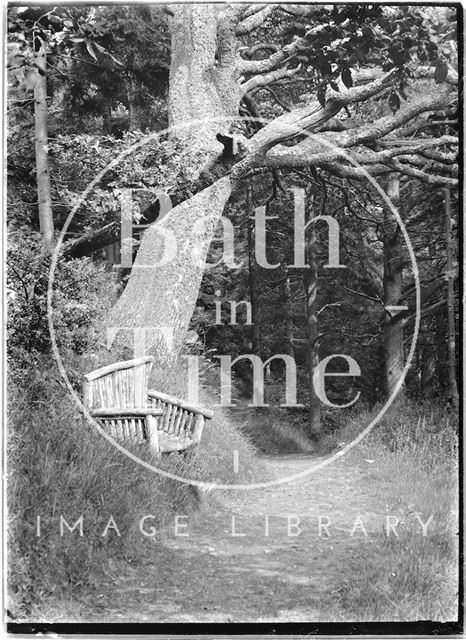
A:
191,415,205,444
146,414,160,455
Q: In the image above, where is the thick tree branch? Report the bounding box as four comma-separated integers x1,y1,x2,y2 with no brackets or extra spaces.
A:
263,137,457,169
277,4,323,18
257,86,292,112
332,86,455,147
418,148,457,164
256,152,392,179
242,42,279,57
260,140,458,186
249,69,397,152
238,24,327,74
378,135,457,149
414,64,458,85
240,5,269,20
241,63,302,94
389,160,458,185
394,154,458,176
235,5,277,36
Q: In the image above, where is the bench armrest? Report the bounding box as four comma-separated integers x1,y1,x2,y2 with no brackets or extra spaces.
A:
147,390,213,420
91,408,163,418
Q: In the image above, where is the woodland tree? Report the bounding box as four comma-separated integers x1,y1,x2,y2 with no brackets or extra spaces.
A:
7,4,459,421
104,5,458,395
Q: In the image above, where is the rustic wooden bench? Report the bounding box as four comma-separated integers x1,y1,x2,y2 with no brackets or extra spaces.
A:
83,356,213,454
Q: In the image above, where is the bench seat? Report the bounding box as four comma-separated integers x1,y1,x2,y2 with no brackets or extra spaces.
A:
83,356,212,454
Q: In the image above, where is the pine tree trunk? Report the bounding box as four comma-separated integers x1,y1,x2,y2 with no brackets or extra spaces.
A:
436,310,448,398
283,272,295,359
383,173,404,400
102,102,112,134
34,42,54,251
304,192,321,434
247,191,261,355
127,73,141,131
443,187,459,411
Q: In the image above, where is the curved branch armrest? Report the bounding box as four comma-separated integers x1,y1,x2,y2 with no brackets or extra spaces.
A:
147,390,214,420
91,407,163,418
84,356,154,382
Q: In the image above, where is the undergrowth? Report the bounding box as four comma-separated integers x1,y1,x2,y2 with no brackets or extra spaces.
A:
236,407,315,455
329,400,459,621
8,352,263,617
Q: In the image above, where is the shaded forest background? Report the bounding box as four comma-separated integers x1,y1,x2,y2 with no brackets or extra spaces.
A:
6,3,460,619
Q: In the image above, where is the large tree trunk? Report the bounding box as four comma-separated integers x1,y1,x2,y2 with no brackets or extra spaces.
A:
168,4,239,148
34,41,54,251
383,173,404,400
443,187,459,411
108,177,231,364
107,5,240,366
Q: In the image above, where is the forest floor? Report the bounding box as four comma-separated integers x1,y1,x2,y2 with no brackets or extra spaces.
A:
35,448,440,623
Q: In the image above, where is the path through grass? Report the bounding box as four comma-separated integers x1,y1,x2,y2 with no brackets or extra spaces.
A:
26,443,458,623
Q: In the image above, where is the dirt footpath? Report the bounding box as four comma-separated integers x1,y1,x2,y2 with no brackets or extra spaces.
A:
69,452,393,622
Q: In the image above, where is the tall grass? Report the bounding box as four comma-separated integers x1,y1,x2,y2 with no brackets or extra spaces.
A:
237,408,315,455
330,400,459,621
7,353,262,616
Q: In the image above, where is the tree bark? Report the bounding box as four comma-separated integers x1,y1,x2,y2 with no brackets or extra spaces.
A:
102,102,112,135
127,73,141,131
383,173,404,399
303,190,321,434
107,177,232,365
443,187,459,411
106,5,240,366
435,310,448,397
98,7,457,374
247,189,261,355
168,4,239,148
34,41,54,251
283,271,295,359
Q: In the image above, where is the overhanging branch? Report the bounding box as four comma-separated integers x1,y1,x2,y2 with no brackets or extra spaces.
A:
236,5,277,36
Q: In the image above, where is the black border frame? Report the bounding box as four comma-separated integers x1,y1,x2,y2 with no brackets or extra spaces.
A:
5,1,464,636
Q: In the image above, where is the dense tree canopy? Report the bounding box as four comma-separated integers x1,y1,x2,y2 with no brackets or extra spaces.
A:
7,3,459,422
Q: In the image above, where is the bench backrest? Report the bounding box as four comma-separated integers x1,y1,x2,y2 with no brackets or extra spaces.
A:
83,356,154,410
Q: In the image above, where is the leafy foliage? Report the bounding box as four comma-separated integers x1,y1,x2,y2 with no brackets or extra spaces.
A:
7,232,115,362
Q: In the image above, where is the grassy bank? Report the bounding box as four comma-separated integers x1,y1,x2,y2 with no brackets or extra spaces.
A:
7,355,263,617
330,401,458,621
236,407,315,455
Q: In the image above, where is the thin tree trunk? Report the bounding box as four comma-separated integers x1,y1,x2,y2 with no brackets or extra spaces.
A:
436,310,448,398
383,173,404,399
283,271,295,359
303,191,321,434
127,73,141,131
443,187,459,411
102,102,112,134
247,190,261,355
34,41,54,251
